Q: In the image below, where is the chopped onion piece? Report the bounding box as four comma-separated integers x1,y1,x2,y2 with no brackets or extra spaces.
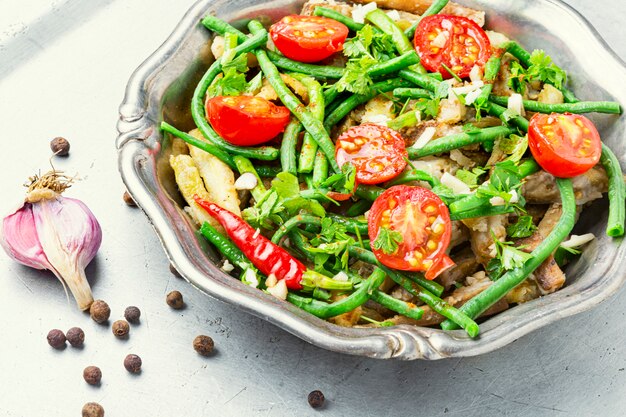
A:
469,65,483,83
221,259,234,272
441,172,472,194
508,93,525,116
267,278,288,300
243,269,260,288
411,126,437,150
561,233,595,249
464,87,483,105
265,273,278,288
386,10,400,21
333,271,349,282
234,172,258,190
352,2,377,24
431,31,449,48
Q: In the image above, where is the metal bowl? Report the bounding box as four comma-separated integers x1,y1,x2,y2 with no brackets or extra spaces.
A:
116,0,626,359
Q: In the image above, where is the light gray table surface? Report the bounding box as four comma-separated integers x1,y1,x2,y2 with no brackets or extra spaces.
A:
1,1,625,416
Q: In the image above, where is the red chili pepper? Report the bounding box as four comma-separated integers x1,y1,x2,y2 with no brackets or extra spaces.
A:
194,196,306,290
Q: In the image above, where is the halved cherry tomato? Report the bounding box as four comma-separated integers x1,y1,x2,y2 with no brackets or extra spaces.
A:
368,185,454,280
269,15,349,63
528,112,602,178
413,14,491,79
205,96,291,146
335,124,408,185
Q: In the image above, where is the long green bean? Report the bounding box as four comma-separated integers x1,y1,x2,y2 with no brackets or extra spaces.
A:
407,126,516,159
313,6,364,32
280,119,301,175
249,20,340,173
393,88,432,100
267,50,344,79
199,222,254,271
387,169,440,187
345,199,372,217
327,214,369,235
271,214,323,244
485,101,529,132
600,145,626,237
441,178,576,331
256,166,282,178
368,51,421,78
370,290,424,320
312,151,329,187
291,73,325,174
287,267,387,319
489,96,622,115
160,121,236,169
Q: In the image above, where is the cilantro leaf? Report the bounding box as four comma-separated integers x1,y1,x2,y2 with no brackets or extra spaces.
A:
506,215,537,238
527,50,567,90
488,236,533,280
335,56,375,95
373,227,403,255
455,167,487,188
500,134,528,163
414,97,440,119
507,60,527,94
321,163,357,196
486,257,505,281
272,172,300,199
208,67,249,97
242,190,284,229
222,52,248,73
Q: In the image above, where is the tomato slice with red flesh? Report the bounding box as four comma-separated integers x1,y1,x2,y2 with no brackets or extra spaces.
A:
413,14,491,79
368,185,454,280
335,124,408,185
528,112,602,178
270,15,349,63
205,96,291,146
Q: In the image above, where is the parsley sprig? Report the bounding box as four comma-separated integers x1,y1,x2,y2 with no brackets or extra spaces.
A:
507,49,567,94
373,227,403,255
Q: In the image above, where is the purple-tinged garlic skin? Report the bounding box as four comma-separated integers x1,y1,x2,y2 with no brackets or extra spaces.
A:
0,193,102,311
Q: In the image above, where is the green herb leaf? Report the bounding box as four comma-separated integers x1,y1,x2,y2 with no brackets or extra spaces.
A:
507,60,527,94
500,134,528,163
272,172,300,199
527,50,567,90
414,97,440,119
335,56,375,95
455,167,487,188
506,215,537,238
208,67,249,97
486,257,505,281
373,227,403,255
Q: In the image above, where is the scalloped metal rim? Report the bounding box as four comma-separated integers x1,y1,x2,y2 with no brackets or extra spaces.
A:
116,0,626,360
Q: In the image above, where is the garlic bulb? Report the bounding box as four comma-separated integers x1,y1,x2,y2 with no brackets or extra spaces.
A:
0,171,101,310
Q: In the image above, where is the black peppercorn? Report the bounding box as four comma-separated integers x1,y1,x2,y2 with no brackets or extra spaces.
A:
169,263,182,278
83,366,102,386
66,327,85,347
46,329,66,349
193,335,215,356
112,320,130,338
166,290,184,309
123,354,142,374
308,390,325,408
124,306,141,323
50,137,70,156
90,300,111,324
122,191,136,207
82,402,104,417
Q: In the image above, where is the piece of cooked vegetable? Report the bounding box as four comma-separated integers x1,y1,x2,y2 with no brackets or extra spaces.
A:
600,145,626,237
404,0,450,39
441,178,576,331
313,6,364,32
407,126,516,159
291,73,325,174
280,118,301,175
266,51,345,79
489,96,622,115
161,122,236,169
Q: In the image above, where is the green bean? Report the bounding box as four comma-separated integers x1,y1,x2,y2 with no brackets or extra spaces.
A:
249,20,340,173
271,214,323,244
355,184,385,202
407,126,516,159
233,156,267,202
220,32,238,66
404,0,449,39
347,246,444,297
398,69,444,93
450,205,515,221
442,178,576,332
160,121,236,169
387,110,420,131
517,158,541,177
600,145,626,237
500,41,579,104
287,267,387,319
368,51,421,78
489,96,622,115
201,15,247,41
485,101,529,132
267,50,344,79
312,151,329,188
191,31,280,160
484,55,502,82
324,78,413,130
281,119,301,175
291,73,325,174
313,6,364,32
199,222,254,271
345,199,372,217
370,290,424,320
393,88,432,100
256,166,282,178
387,169,440,187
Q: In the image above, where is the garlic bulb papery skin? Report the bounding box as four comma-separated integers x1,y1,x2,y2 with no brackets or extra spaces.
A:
0,173,102,310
